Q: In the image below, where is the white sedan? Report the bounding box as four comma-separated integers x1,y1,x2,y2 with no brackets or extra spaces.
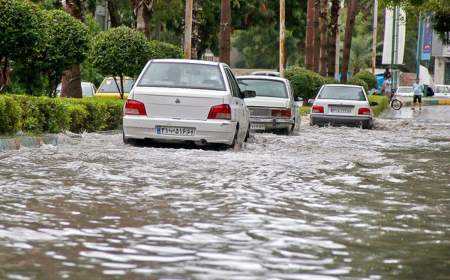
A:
395,86,414,97
310,84,374,129
123,59,254,149
434,84,450,98
237,76,301,135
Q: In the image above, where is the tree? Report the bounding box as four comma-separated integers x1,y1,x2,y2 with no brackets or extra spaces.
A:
319,0,328,76
341,0,359,83
131,0,154,39
350,36,372,74
89,27,150,99
313,0,321,72
61,0,85,98
0,0,43,91
305,0,315,70
219,0,231,64
42,10,89,97
327,0,340,77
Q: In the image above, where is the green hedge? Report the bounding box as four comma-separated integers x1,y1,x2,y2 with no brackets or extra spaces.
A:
0,94,124,135
284,66,328,100
368,95,389,116
348,77,369,93
352,71,377,90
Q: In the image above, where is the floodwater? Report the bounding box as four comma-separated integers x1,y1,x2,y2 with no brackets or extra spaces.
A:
0,111,449,279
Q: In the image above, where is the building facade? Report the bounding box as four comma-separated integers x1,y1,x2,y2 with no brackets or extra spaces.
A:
432,34,450,85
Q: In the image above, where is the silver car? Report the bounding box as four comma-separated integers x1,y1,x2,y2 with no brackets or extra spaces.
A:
237,75,301,135
310,84,374,129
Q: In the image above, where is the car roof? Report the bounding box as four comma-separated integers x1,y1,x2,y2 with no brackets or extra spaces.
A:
151,59,223,66
236,75,288,83
322,84,362,88
250,71,280,76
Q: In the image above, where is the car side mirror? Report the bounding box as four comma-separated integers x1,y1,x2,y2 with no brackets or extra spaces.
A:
370,101,378,106
308,99,315,105
242,90,256,98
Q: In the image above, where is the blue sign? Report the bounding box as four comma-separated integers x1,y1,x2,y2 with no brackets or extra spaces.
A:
421,14,433,61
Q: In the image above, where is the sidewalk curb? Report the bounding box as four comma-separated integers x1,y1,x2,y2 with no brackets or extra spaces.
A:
0,135,60,151
402,99,450,107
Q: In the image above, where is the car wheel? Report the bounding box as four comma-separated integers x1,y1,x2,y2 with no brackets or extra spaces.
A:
123,131,135,145
230,127,242,151
244,124,250,142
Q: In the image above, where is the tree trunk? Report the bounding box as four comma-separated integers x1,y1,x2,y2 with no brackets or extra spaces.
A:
108,0,121,27
327,0,340,77
313,0,320,73
0,57,10,92
219,0,231,65
61,0,84,98
319,0,328,76
305,0,314,70
61,65,82,98
305,0,315,70
132,0,153,39
341,0,359,83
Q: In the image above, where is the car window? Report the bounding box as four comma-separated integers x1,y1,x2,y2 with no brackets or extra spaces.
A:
82,84,94,97
138,62,226,91
318,86,367,101
397,87,413,93
98,78,134,93
436,86,449,93
238,79,288,99
225,68,240,97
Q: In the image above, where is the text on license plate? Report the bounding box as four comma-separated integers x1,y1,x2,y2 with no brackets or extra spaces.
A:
251,123,265,130
330,106,352,113
156,126,196,136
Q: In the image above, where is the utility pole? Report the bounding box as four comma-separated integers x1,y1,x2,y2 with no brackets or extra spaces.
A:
371,0,378,74
279,0,286,77
390,7,397,89
184,0,193,59
416,13,422,80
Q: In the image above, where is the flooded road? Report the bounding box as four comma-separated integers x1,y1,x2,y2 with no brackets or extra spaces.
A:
0,109,449,279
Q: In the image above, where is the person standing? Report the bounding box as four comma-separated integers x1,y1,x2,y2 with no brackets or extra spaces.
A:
412,78,424,110
382,75,393,98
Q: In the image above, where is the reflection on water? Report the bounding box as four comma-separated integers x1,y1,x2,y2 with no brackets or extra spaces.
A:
0,119,449,279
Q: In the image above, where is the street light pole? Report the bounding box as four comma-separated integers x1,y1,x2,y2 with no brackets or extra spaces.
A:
184,0,193,59
279,0,286,77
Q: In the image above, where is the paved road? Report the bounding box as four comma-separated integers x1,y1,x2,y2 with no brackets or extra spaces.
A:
382,104,450,124
0,108,449,279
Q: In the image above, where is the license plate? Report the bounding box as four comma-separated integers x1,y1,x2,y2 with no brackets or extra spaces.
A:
251,123,266,130
156,126,196,136
330,106,352,113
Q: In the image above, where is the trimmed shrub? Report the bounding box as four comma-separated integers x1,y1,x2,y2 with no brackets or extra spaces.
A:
324,76,339,84
0,96,22,135
284,66,327,100
0,94,124,135
148,40,183,59
352,70,377,90
368,95,389,117
348,78,369,93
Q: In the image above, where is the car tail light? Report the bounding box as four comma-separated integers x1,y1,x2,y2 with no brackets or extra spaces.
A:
272,108,291,118
208,104,231,120
358,107,371,115
124,99,147,115
312,105,324,113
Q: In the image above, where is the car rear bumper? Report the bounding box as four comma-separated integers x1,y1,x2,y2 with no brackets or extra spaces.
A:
250,117,294,130
310,114,372,127
123,116,236,145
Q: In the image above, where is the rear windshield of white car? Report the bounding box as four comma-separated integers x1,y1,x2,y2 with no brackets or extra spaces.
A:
436,86,449,93
237,79,288,98
138,62,226,91
318,86,367,101
98,78,134,93
397,87,413,93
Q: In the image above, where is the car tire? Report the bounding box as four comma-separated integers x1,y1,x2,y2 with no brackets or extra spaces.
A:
244,124,250,142
230,127,242,151
123,131,136,145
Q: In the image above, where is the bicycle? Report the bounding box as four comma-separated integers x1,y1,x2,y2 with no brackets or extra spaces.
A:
390,89,403,110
